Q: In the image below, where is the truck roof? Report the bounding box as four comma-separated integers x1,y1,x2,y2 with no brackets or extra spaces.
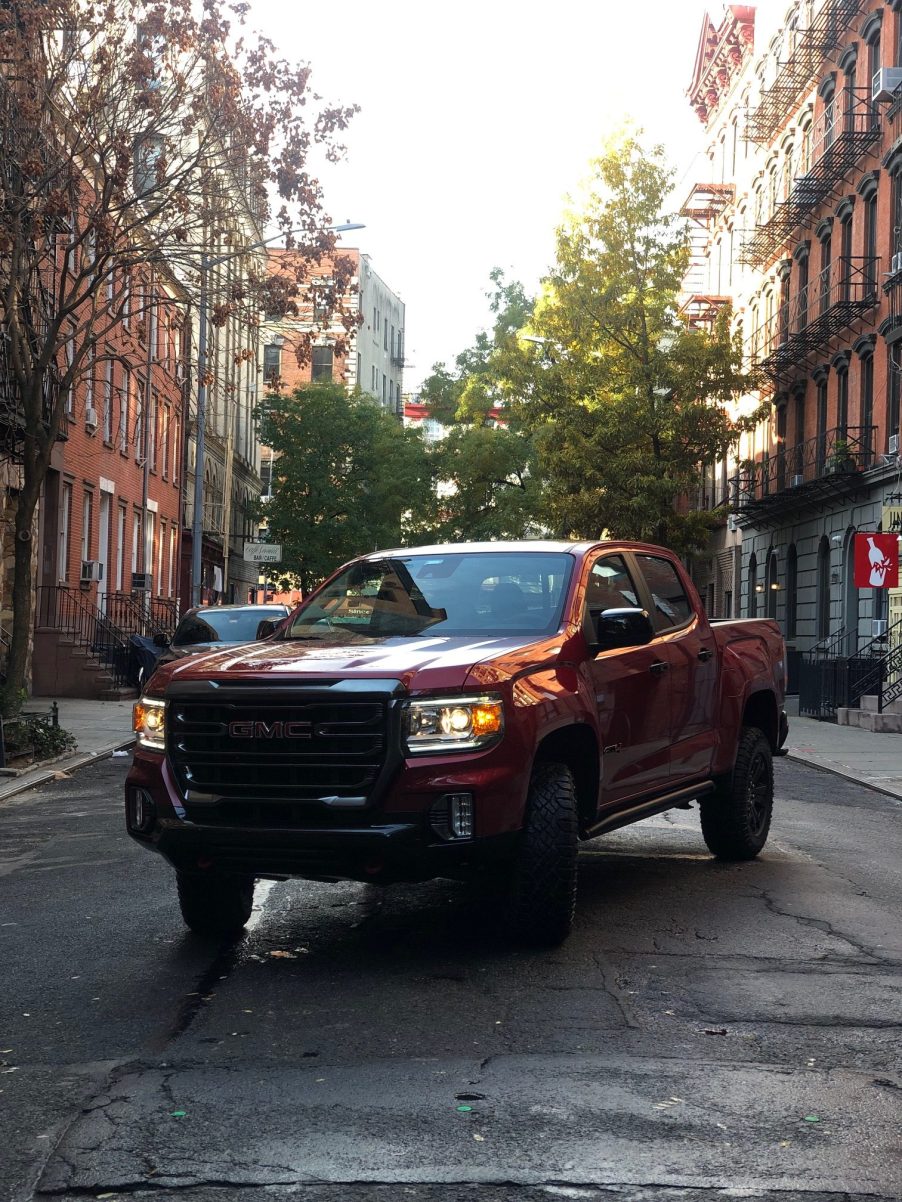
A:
359,540,604,559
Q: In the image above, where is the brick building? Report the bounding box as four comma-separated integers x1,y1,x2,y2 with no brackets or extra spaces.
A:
687,0,902,703
27,272,187,697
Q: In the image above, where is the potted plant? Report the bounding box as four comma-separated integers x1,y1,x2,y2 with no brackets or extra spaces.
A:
828,438,855,474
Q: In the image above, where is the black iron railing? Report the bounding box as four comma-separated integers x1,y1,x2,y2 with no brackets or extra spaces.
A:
742,90,879,267
799,616,902,719
37,585,132,689
746,0,865,145
731,425,875,525
150,596,179,635
751,257,879,379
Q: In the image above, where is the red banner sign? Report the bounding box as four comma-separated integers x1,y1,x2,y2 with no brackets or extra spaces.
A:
853,533,899,589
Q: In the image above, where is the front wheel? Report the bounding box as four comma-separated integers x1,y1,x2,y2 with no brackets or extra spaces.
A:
500,761,579,946
176,870,255,937
699,726,773,860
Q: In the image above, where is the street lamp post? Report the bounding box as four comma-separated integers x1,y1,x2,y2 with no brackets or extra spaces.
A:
189,223,364,608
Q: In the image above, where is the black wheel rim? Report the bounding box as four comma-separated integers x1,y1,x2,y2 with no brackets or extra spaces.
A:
746,751,770,836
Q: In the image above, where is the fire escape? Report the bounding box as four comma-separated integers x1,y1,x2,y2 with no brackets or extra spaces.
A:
679,183,735,330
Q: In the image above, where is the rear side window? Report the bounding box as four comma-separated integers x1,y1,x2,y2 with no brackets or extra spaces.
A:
636,555,693,632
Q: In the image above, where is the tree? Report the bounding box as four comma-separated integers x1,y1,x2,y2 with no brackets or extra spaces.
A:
496,131,761,552
256,383,435,594
418,270,540,540
0,0,357,713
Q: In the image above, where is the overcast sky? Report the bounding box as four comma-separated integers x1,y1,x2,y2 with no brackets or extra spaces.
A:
251,0,786,391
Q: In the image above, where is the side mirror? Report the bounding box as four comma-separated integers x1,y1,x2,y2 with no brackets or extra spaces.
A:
592,607,655,651
256,618,280,640
152,632,169,648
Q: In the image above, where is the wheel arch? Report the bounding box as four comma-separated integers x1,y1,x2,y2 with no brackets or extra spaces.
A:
742,688,779,751
533,721,599,834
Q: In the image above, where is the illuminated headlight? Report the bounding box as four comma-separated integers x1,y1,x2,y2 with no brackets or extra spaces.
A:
403,695,503,755
133,697,166,752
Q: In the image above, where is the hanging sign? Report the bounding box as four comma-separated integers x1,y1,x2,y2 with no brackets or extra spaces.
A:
243,542,282,564
882,503,902,535
854,533,899,589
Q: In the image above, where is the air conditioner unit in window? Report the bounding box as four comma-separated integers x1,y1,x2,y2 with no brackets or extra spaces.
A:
872,619,888,639
84,406,98,430
727,514,738,532
790,474,804,487
889,434,899,455
80,560,102,583
872,67,902,103
892,252,902,276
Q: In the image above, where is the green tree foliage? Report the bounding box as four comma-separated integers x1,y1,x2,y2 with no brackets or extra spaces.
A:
495,131,761,553
418,271,539,540
256,383,435,593
430,425,541,542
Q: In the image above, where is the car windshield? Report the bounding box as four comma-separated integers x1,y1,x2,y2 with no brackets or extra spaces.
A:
285,552,574,640
173,608,286,646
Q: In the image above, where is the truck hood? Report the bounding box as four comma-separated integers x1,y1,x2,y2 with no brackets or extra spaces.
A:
153,631,563,694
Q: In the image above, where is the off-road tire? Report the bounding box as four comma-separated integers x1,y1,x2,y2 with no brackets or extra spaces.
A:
176,870,255,937
501,761,579,946
700,726,773,860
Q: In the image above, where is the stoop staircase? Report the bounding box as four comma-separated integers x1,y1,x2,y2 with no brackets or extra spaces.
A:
33,586,137,700
836,630,902,732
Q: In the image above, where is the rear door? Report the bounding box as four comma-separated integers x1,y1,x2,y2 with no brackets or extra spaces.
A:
632,552,718,784
582,552,673,807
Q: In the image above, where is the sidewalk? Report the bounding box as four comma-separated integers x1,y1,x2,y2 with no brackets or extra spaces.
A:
0,696,135,803
784,696,902,801
0,695,899,805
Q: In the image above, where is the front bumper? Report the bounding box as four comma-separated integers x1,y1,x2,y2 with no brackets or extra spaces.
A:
126,749,526,884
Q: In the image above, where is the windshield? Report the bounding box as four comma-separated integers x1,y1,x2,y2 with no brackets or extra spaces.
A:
173,608,286,646
285,552,574,640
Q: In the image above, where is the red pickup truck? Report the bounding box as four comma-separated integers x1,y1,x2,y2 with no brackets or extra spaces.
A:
126,541,787,945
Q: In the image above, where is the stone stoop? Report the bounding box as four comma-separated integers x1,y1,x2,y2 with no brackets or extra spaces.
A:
33,629,136,700
836,703,902,733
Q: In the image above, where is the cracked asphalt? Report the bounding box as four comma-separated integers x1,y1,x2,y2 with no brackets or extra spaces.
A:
0,754,900,1202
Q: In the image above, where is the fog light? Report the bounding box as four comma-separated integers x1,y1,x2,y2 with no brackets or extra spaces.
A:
128,787,156,833
429,792,474,841
449,793,474,839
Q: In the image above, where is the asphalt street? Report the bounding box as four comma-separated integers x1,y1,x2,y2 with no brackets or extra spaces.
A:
0,754,900,1202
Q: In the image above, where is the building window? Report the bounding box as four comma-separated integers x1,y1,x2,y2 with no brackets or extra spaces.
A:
132,511,141,575
816,376,828,473
81,490,93,565
864,189,878,263
860,352,874,446
172,414,180,486
148,392,157,472
837,364,848,435
103,359,114,441
748,553,758,618
116,503,126,590
819,231,832,315
312,287,329,323
786,544,798,640
311,346,333,382
263,343,281,386
766,550,778,620
889,343,902,449
817,535,831,640
168,526,177,597
162,405,170,480
59,482,72,582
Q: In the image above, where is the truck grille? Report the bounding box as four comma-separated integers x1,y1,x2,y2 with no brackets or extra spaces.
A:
167,693,393,811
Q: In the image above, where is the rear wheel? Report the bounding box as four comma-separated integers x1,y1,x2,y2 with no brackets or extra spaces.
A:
176,870,255,937
700,726,773,860
500,761,578,946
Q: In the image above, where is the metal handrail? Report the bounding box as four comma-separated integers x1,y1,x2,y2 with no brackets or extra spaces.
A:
37,585,132,689
149,596,179,635
105,591,168,639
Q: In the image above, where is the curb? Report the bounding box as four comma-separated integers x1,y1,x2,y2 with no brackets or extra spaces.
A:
0,736,135,804
784,750,902,803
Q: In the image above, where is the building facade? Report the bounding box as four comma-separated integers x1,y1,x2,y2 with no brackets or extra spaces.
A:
262,249,405,414
687,0,902,687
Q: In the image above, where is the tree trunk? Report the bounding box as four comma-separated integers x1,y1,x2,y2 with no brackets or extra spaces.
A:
1,482,40,718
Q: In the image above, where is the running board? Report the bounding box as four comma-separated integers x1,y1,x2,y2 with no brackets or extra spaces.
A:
583,781,715,840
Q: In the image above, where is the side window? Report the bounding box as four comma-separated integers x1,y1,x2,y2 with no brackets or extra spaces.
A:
585,554,639,615
636,555,693,632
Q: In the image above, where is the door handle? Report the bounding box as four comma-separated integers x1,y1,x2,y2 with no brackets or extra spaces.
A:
697,647,714,662
649,660,670,676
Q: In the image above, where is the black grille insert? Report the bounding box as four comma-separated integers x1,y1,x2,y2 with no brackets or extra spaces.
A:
168,695,391,806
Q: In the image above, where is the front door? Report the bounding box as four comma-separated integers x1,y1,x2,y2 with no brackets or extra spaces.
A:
633,552,718,784
97,492,111,608
582,552,673,808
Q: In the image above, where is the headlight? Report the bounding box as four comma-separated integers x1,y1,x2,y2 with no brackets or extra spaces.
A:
403,695,503,755
133,697,166,752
